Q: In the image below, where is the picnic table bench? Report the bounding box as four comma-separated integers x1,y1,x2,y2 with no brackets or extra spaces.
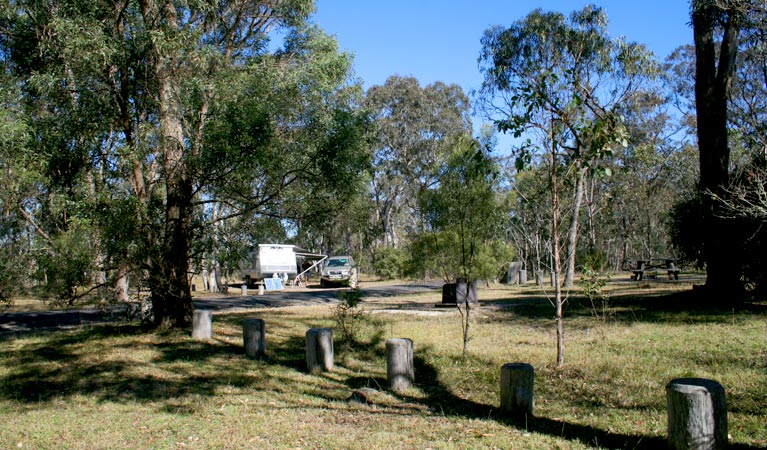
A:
626,258,680,281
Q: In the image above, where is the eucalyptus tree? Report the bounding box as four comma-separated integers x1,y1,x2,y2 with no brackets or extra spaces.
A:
416,135,510,357
692,0,745,299
199,26,372,274
0,70,34,303
686,1,767,296
729,3,767,156
0,1,369,326
364,76,472,250
478,5,657,366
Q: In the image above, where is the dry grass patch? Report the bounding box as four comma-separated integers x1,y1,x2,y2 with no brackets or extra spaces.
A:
0,280,765,449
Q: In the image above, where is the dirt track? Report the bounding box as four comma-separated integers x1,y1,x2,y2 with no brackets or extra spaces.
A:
0,281,442,338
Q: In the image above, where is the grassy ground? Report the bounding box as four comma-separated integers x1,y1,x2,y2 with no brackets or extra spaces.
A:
0,277,765,449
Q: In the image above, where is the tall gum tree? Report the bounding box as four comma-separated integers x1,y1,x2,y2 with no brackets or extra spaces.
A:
1,1,369,327
478,6,657,366
364,76,472,249
416,135,510,357
692,0,750,300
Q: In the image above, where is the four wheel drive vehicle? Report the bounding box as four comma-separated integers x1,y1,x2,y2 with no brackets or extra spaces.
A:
320,256,358,288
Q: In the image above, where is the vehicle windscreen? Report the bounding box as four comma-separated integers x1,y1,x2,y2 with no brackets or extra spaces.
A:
327,259,349,267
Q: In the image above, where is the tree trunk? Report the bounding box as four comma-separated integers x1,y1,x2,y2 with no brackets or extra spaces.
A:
114,266,130,303
150,173,194,327
692,0,743,300
208,265,219,293
152,115,194,327
459,285,472,358
202,268,210,291
143,0,194,327
564,165,586,287
550,124,565,368
586,173,598,253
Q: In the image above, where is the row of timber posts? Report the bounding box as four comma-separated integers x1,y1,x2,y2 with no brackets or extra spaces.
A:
507,261,552,287
191,311,414,391
193,310,728,449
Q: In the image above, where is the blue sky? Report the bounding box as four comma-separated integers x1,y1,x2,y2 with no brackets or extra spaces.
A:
309,1,692,151
311,1,692,93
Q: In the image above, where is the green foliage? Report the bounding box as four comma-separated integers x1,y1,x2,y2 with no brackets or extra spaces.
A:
0,224,32,306
668,195,706,269
669,182,767,296
698,159,767,296
371,246,409,280
581,265,610,321
0,1,370,321
36,220,98,305
364,76,472,249
410,232,514,282
479,5,657,157
416,135,512,358
332,288,365,345
408,230,460,281
417,136,510,283
469,239,516,282
202,27,372,262
578,251,607,273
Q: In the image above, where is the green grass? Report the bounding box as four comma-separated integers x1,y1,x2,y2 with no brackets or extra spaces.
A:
0,281,765,449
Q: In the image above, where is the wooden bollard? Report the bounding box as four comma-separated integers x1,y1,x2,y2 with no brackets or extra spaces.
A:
500,363,534,417
191,310,212,340
243,318,265,358
386,338,414,392
666,378,727,450
306,328,334,372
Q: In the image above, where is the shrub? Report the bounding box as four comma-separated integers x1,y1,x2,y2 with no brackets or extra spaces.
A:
36,222,98,305
372,246,408,280
0,240,29,305
332,288,365,345
582,266,610,321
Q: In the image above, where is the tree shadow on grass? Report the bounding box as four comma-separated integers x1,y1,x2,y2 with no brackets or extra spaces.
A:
2,314,762,449
387,351,762,450
0,324,272,408
483,287,767,326
328,338,671,448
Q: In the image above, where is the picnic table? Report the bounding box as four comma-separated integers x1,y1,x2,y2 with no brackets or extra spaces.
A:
625,258,680,281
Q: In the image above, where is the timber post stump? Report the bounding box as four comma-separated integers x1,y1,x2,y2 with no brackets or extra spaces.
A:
666,378,727,450
191,310,212,340
519,269,528,285
243,318,266,358
306,327,334,372
386,338,414,392
500,363,534,418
